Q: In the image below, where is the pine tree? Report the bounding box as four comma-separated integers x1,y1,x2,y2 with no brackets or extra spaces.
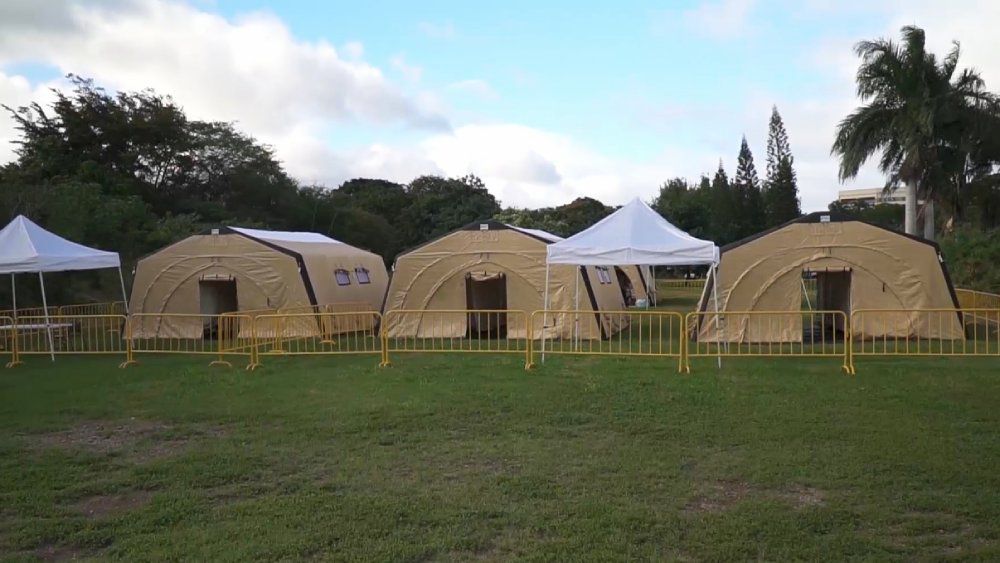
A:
763,106,801,225
709,161,737,243
733,136,766,238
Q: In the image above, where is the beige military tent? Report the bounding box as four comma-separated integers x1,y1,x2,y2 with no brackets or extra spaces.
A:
695,212,963,342
382,221,630,339
129,227,388,338
615,266,650,306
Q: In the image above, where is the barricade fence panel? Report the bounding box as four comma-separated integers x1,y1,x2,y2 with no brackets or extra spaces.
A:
58,301,127,317
381,310,530,367
252,312,383,365
13,315,128,357
851,308,1000,356
529,309,685,371
128,313,254,367
1,315,17,367
685,310,852,373
956,289,1000,311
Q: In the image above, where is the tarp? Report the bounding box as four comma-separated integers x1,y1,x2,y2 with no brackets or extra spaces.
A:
546,198,719,266
228,226,345,245
0,215,120,273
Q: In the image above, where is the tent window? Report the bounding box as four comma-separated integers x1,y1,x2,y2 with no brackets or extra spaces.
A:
335,269,352,286
355,267,371,284
596,267,612,284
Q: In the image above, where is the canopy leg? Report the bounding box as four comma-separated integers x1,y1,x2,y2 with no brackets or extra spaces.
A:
118,266,129,314
541,262,550,364
573,268,580,351
10,274,16,322
39,272,54,362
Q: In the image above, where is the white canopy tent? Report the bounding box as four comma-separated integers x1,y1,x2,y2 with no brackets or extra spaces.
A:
0,215,126,361
543,197,721,363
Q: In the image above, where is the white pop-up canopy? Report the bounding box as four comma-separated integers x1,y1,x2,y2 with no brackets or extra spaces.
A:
541,198,722,365
0,215,127,361
546,197,719,266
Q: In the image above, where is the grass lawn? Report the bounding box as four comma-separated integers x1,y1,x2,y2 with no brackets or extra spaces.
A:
2,352,1000,561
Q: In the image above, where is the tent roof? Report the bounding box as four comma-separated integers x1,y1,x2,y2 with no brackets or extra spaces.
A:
506,225,564,243
0,215,120,274
227,226,345,245
546,198,719,265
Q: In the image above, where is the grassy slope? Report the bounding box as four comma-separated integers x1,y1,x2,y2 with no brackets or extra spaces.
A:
2,353,1000,561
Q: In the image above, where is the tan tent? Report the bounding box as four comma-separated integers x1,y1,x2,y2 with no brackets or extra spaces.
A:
695,213,963,342
129,227,388,338
615,266,650,305
383,221,629,339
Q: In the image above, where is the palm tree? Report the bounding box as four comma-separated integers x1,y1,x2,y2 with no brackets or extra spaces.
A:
832,25,994,238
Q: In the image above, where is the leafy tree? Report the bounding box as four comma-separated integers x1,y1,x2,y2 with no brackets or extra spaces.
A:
939,225,1000,292
827,199,904,231
732,137,766,239
763,107,801,224
651,177,711,239
831,25,997,236
402,174,501,244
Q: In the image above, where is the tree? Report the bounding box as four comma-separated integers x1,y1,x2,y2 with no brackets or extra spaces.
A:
831,25,996,238
709,161,738,244
651,177,710,239
732,137,766,239
763,107,800,224
402,174,501,244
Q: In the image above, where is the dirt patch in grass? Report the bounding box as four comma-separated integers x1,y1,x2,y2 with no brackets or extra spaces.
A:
777,484,826,510
684,481,827,514
73,490,153,519
683,480,752,513
32,543,91,561
33,419,170,454
31,419,229,463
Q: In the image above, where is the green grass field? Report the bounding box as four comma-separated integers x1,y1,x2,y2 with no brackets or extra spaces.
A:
2,352,1000,561
2,285,999,560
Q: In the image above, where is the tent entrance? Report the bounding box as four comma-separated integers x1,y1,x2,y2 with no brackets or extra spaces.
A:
199,277,238,338
614,266,637,306
465,272,507,338
803,269,850,339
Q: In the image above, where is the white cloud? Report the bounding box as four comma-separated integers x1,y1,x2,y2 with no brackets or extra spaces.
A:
0,0,448,182
447,79,499,101
390,55,423,83
0,72,60,164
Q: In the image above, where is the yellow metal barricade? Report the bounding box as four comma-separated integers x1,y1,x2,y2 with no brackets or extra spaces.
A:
1,315,19,368
851,308,999,357
12,314,130,366
57,301,127,317
381,310,530,368
956,289,1000,311
127,313,254,368
528,309,685,372
658,279,706,290
685,310,852,374
251,311,383,369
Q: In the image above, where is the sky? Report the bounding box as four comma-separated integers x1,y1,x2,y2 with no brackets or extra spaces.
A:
1,0,999,211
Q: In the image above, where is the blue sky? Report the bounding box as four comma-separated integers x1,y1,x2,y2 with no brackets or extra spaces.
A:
1,0,997,209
